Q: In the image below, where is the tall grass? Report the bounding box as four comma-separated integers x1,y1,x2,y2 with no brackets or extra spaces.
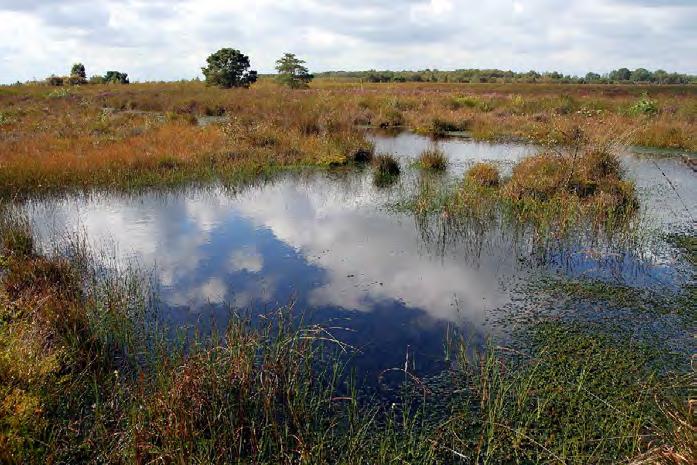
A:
1,80,695,197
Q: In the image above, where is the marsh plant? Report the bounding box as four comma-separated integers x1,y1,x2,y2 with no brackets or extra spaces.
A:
372,153,401,187
416,147,448,171
2,81,697,198
466,162,500,187
0,211,693,464
400,134,640,239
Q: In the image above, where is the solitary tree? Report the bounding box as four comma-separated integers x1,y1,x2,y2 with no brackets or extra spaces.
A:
275,53,313,89
202,48,257,88
69,63,87,85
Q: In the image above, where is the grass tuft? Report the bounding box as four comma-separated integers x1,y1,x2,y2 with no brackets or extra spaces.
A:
466,162,500,187
416,147,448,171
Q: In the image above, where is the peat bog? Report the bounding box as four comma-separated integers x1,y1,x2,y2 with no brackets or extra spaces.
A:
1,81,695,464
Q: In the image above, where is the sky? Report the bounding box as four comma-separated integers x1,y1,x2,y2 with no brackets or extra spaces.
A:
0,0,696,83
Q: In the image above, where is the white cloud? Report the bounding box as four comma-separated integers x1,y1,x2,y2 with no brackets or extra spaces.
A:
229,246,264,273
0,0,695,83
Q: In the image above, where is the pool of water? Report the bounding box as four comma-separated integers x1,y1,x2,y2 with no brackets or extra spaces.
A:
22,132,696,380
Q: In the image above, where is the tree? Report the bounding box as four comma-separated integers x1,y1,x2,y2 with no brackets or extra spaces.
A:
69,63,87,85
630,68,651,82
275,53,313,89
609,68,631,82
584,72,601,82
103,71,129,84
202,48,257,88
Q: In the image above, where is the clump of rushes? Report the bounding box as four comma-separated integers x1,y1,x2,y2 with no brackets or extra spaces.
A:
423,117,468,137
372,153,400,187
348,142,375,163
372,154,400,175
503,148,638,217
466,162,500,187
416,147,448,171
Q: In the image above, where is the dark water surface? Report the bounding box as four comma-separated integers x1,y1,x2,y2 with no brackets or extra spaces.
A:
23,132,696,380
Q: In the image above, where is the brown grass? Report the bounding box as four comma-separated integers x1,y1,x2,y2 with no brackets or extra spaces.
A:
503,148,638,214
416,147,448,171
466,162,500,187
1,79,695,197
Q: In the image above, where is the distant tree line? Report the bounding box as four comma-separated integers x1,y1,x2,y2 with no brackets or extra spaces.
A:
314,68,696,84
45,63,130,86
28,54,695,88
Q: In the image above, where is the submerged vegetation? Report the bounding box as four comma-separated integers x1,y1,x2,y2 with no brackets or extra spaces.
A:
0,212,694,464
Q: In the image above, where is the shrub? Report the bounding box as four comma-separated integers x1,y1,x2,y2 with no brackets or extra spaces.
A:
416,147,448,171
46,75,64,86
466,162,500,187
630,93,659,117
69,63,87,85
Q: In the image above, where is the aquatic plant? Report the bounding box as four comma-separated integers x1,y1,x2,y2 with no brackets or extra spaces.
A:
416,147,448,171
503,148,638,218
466,162,500,187
372,153,400,177
0,212,694,464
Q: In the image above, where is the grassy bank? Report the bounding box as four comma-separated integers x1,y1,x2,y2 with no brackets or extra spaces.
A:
1,80,696,198
0,211,694,464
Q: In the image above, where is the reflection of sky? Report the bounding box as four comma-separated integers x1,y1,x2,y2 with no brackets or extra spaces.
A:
24,135,695,377
28,175,513,325
370,131,537,176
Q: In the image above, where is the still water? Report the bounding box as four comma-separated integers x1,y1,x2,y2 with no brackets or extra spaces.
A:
23,132,696,379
